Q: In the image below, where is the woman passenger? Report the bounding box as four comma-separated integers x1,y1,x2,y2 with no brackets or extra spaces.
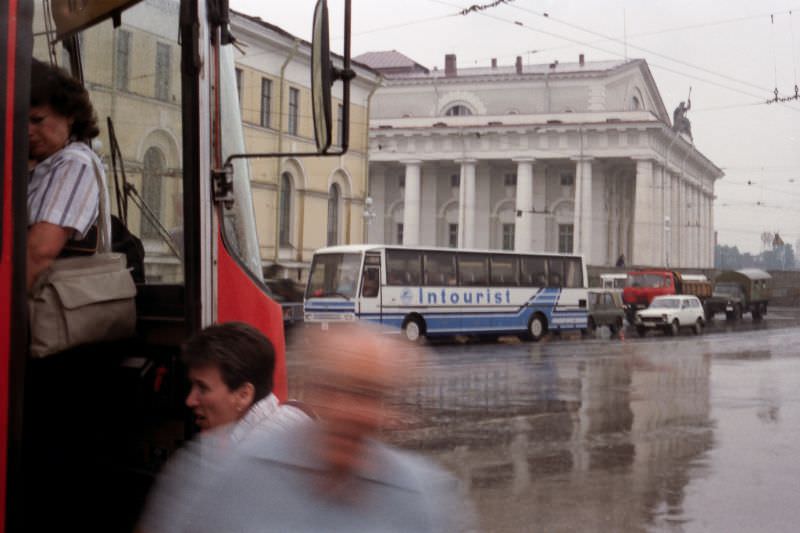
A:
27,59,107,289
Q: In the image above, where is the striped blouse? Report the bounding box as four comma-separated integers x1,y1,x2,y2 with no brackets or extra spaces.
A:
28,141,109,244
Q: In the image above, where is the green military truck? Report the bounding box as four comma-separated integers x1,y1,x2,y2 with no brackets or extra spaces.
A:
705,269,771,322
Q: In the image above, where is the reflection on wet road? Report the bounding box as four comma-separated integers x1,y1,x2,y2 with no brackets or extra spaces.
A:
289,311,800,532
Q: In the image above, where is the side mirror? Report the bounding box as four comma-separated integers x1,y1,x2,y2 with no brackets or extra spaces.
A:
311,0,355,154
311,0,332,153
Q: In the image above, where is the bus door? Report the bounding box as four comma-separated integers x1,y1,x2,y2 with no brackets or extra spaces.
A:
359,252,382,324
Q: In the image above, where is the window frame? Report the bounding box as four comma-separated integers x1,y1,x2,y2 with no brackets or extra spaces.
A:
260,77,272,128
326,183,340,246
279,173,293,246
154,41,171,101
558,224,574,254
448,223,458,248
235,67,243,110
502,223,515,251
115,29,131,91
288,87,299,136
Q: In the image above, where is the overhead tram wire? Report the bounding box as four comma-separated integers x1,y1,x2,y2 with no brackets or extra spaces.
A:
426,0,800,113
466,7,800,66
508,2,772,95
340,13,457,39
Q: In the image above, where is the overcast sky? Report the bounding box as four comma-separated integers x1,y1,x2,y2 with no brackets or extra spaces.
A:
230,0,800,254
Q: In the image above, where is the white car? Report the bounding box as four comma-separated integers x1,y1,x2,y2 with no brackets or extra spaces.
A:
634,295,705,337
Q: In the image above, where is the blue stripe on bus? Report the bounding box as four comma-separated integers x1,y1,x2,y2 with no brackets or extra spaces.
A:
355,305,588,336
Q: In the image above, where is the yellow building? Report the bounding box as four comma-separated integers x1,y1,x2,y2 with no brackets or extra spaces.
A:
231,11,381,280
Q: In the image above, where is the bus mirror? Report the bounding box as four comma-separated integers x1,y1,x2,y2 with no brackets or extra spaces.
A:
311,0,333,153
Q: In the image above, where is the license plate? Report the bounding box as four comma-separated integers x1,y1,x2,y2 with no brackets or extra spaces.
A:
726,306,733,312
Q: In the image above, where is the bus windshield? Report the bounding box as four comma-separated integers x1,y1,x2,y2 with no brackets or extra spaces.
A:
306,253,362,299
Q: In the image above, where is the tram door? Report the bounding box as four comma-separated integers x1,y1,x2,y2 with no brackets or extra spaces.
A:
359,253,382,324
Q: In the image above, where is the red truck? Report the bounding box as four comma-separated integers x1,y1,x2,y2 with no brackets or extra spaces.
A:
622,270,713,322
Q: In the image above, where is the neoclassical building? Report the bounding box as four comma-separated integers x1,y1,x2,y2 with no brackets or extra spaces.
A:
357,51,723,268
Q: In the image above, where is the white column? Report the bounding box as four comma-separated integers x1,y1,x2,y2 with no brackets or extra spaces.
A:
572,157,593,259
402,160,421,245
678,176,689,268
632,158,655,266
671,173,679,267
692,185,699,267
700,188,706,268
709,193,716,267
703,192,709,268
456,159,477,248
513,158,534,252
653,163,664,266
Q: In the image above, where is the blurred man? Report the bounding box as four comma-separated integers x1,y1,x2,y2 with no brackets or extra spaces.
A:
140,323,475,533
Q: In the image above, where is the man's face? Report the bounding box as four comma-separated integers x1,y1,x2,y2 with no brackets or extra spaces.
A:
312,374,387,477
185,365,245,431
29,105,71,162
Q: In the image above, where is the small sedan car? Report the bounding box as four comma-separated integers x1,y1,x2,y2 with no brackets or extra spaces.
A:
586,290,625,336
634,295,705,337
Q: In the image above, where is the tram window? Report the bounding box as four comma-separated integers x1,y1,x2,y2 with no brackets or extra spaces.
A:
564,258,583,288
547,258,564,287
520,256,547,286
424,252,457,286
458,254,489,286
31,3,187,284
386,249,422,286
490,255,518,285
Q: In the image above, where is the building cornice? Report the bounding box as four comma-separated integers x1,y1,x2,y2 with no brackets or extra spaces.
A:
369,120,723,181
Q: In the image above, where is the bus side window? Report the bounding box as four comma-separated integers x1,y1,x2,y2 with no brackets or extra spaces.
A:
425,252,456,287
564,259,582,287
490,255,518,286
548,258,563,287
522,257,547,287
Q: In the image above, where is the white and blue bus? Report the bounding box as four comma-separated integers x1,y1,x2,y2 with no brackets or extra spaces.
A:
304,245,589,342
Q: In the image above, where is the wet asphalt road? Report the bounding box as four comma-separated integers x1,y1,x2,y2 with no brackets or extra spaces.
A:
288,308,800,532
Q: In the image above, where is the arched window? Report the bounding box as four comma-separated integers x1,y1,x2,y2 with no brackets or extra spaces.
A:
279,172,293,246
631,95,641,110
445,104,472,116
141,147,166,238
327,183,341,246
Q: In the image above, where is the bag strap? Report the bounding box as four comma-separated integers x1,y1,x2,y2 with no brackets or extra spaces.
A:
89,154,112,254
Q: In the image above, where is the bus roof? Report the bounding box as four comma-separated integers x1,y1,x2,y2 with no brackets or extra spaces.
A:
312,244,585,260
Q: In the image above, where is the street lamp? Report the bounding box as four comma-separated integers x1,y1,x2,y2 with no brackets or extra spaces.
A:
362,196,376,243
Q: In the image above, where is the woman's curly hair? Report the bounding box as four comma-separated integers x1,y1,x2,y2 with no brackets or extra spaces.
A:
30,59,99,143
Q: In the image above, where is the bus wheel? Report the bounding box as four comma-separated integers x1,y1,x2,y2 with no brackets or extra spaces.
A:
402,316,425,343
527,314,547,342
